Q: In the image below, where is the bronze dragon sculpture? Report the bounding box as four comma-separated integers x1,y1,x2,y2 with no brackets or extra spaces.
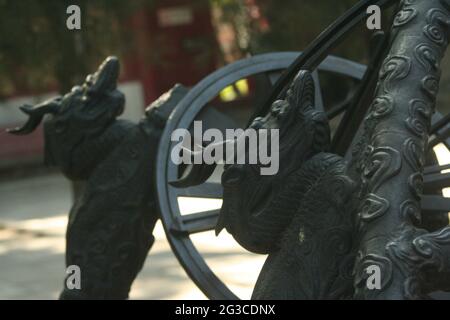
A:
175,0,450,300
216,71,357,299
9,57,188,299
8,0,450,300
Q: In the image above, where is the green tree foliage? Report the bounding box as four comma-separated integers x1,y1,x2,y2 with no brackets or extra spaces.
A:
0,0,385,100
0,0,146,98
211,0,371,61
210,0,376,110
253,0,370,59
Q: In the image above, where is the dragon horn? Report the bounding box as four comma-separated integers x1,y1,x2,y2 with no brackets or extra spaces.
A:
7,100,60,135
169,145,218,188
169,139,237,188
88,56,120,93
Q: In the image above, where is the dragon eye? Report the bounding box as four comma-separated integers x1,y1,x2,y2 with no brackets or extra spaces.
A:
221,166,245,187
271,100,284,113
250,117,264,129
270,100,289,118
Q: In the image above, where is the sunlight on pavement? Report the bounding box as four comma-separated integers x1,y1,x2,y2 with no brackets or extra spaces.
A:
434,143,450,196
178,196,222,215
1,144,449,299
0,174,264,299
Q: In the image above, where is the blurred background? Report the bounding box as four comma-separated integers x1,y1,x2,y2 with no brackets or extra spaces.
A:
0,0,449,299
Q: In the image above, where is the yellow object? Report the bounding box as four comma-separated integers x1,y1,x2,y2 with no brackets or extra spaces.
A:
219,79,249,102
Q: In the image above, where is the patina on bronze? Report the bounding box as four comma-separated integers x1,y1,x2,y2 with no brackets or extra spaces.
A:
9,0,450,300
9,57,188,299
173,0,450,299
351,0,450,299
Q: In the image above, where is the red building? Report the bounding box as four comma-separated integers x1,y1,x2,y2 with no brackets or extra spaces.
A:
123,1,219,104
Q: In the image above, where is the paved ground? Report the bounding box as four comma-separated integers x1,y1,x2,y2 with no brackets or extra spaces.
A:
2,172,449,300
0,173,265,300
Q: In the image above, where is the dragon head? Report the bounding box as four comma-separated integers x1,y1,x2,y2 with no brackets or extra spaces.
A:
8,56,125,179
217,70,331,254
